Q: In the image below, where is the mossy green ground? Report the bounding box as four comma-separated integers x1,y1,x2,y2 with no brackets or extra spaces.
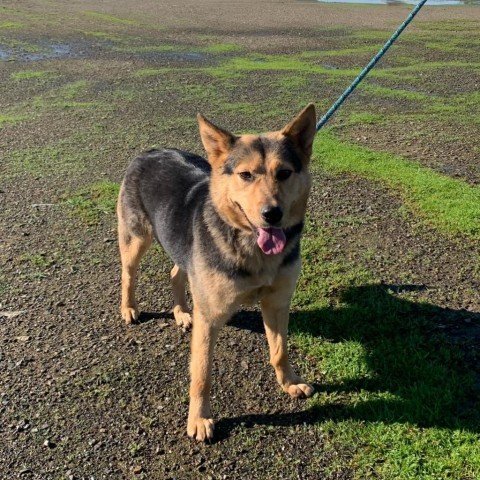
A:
2,5,479,479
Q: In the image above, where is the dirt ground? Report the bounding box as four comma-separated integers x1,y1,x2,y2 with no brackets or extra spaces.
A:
1,1,480,479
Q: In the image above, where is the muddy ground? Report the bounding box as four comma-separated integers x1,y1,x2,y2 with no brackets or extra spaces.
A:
1,1,480,479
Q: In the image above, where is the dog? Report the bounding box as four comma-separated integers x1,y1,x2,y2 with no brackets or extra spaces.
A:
117,104,316,441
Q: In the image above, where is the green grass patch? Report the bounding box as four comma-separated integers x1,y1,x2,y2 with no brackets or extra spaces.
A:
290,217,480,479
340,111,386,127
82,11,139,26
274,74,309,90
300,44,379,59
200,43,243,54
11,70,54,81
20,253,54,268
362,84,431,103
0,21,22,29
313,131,480,239
64,181,119,225
203,54,480,83
0,37,42,53
115,42,242,55
28,80,105,111
0,113,28,127
416,19,480,32
5,134,94,178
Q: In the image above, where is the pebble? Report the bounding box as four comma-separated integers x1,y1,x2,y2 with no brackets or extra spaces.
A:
43,439,56,449
0,310,26,318
16,335,31,342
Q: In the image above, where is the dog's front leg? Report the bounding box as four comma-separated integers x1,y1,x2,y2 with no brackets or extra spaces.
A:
261,282,314,399
187,307,219,442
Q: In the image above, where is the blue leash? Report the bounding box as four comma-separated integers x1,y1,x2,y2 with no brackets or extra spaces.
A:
316,0,428,132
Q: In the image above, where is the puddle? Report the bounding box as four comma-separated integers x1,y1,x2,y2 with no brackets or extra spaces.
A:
317,0,480,4
0,43,79,62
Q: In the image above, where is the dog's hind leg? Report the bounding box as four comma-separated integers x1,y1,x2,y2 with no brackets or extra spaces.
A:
170,264,192,330
118,202,152,324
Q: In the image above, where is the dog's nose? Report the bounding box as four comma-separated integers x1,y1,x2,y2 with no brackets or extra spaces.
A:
261,206,283,225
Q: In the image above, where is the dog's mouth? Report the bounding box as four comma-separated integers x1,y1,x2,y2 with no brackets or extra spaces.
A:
235,202,286,255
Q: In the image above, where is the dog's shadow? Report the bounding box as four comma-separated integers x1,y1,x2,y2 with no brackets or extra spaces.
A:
214,283,480,440
135,311,173,324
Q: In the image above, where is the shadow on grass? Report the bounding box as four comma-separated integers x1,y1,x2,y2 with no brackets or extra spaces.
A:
219,283,480,439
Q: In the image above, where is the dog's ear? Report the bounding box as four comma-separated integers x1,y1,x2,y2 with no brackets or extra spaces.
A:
281,103,316,159
197,114,237,166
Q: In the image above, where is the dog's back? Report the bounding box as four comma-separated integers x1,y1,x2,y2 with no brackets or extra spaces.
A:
118,148,210,271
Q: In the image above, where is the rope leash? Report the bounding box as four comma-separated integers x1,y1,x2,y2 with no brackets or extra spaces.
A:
316,0,428,132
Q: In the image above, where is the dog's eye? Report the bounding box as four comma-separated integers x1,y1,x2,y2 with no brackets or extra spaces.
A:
276,169,292,181
239,171,254,182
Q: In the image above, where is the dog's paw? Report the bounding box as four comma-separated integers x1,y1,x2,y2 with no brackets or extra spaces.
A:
286,381,314,399
187,417,215,442
173,306,192,331
121,306,138,325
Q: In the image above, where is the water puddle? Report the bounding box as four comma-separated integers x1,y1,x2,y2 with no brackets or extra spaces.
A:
317,0,480,4
0,43,76,62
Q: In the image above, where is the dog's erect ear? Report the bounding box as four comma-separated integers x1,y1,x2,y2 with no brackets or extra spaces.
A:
281,103,316,159
197,114,237,167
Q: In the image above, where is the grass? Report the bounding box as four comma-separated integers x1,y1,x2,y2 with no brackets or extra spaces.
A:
0,113,28,127
290,218,480,479
64,181,120,225
11,70,54,81
313,131,480,239
200,43,243,54
0,21,21,29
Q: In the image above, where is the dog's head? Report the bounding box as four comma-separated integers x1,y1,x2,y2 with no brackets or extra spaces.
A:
198,104,316,255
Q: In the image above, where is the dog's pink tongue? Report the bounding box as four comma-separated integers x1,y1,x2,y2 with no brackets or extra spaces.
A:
257,227,286,255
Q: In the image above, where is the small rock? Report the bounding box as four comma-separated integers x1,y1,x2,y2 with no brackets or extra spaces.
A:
1,310,26,319
43,439,56,449
15,336,30,342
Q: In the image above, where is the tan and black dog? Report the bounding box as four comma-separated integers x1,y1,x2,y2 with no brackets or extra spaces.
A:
117,104,316,441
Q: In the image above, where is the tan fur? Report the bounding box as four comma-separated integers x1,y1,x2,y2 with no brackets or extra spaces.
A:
117,194,152,324
118,104,316,442
170,264,192,330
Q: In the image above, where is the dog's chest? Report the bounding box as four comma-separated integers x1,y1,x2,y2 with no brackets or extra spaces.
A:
239,267,280,305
